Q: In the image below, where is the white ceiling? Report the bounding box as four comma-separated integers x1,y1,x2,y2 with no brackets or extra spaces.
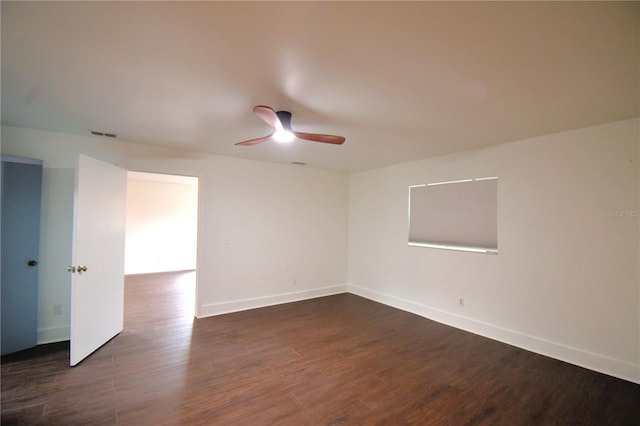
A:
2,2,638,173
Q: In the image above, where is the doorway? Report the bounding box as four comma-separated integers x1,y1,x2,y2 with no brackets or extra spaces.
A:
124,172,199,317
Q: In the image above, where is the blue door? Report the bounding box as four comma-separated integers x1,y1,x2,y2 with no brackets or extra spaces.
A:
1,155,43,356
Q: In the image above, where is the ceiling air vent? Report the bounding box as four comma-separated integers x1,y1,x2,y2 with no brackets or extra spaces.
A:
90,130,117,138
291,162,307,166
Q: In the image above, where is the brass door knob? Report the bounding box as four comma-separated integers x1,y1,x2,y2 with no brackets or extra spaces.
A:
68,265,88,274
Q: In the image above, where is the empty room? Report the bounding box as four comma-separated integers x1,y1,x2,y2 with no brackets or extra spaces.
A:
1,2,638,425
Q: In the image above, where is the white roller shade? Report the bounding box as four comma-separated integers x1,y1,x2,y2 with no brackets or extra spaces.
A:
409,178,498,253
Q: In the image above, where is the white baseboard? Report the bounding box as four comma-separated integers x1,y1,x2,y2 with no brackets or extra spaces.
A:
37,325,70,344
348,284,640,385
38,284,638,384
197,285,348,318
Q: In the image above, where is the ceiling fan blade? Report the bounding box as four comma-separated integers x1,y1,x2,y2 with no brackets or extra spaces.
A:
253,105,280,129
293,131,346,145
234,135,272,146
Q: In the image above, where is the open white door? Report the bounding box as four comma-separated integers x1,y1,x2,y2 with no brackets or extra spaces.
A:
70,155,127,366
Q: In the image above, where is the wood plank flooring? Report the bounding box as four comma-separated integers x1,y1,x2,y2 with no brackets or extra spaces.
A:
2,271,639,425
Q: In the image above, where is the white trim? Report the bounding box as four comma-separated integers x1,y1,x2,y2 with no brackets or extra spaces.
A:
347,284,640,384
197,285,348,318
408,241,498,254
427,179,473,186
37,325,70,344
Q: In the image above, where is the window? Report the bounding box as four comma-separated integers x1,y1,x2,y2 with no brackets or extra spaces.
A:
408,177,498,254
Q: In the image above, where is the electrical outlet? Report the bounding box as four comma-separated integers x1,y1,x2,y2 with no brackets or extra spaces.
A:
293,278,297,286
53,304,62,315
458,298,464,307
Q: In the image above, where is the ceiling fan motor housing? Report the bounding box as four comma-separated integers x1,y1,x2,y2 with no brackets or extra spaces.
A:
276,111,293,131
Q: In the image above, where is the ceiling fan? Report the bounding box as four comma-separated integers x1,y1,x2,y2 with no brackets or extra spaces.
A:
234,105,346,146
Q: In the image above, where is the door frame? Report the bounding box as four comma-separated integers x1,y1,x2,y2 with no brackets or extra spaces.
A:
124,171,200,318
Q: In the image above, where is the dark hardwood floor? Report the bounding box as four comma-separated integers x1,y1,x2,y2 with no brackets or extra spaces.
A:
2,271,639,425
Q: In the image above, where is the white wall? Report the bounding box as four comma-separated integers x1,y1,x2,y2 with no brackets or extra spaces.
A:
125,176,198,275
3,119,638,384
348,118,640,383
1,125,349,341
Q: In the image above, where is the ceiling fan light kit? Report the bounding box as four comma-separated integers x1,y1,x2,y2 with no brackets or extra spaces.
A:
235,105,346,146
273,129,295,143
